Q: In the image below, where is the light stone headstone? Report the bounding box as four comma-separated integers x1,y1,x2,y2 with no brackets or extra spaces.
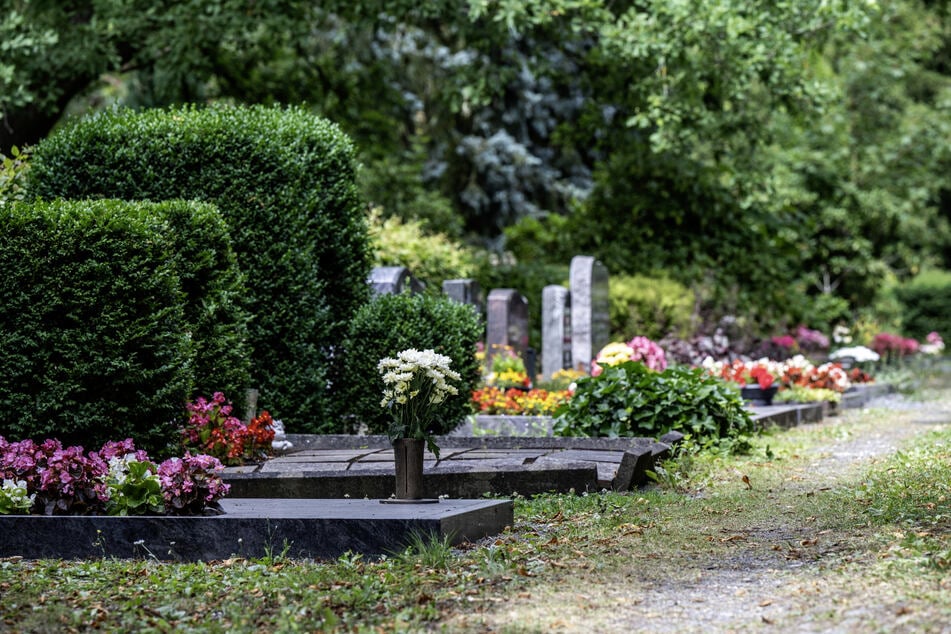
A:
541,285,572,381
368,266,424,296
570,255,610,373
486,288,529,364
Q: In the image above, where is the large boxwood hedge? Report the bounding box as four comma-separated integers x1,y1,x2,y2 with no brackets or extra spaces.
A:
26,104,372,429
0,199,227,453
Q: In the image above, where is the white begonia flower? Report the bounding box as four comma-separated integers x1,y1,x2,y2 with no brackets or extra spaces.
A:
829,346,880,362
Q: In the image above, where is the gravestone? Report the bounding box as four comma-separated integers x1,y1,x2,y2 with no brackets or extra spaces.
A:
486,289,529,364
368,266,424,296
541,285,572,381
569,256,610,373
442,279,483,312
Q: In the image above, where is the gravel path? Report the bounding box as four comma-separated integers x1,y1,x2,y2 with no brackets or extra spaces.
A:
456,393,951,633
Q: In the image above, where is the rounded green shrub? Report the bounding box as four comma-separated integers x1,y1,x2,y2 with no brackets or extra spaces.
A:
26,104,371,429
337,293,483,435
609,274,694,341
0,199,198,453
553,361,754,445
895,269,951,341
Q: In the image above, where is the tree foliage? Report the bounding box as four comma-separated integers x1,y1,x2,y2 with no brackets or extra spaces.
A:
4,0,951,336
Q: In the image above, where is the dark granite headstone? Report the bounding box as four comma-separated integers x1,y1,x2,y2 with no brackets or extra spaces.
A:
442,279,483,312
368,266,425,296
486,288,529,360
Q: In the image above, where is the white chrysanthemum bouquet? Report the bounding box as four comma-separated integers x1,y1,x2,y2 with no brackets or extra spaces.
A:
378,348,461,457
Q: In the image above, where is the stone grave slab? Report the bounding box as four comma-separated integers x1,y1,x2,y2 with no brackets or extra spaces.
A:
0,498,513,561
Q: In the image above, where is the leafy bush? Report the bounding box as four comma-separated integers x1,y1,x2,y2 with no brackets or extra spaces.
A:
25,104,371,429
609,274,695,341
0,145,30,206
0,199,198,453
553,361,754,445
369,209,480,291
338,293,483,435
895,269,951,341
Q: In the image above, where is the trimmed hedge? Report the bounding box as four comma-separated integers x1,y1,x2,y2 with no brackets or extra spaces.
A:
337,293,483,436
26,104,371,429
0,199,239,453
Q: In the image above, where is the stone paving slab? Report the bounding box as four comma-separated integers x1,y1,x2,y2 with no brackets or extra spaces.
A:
224,463,599,499
224,395,891,499
0,498,513,561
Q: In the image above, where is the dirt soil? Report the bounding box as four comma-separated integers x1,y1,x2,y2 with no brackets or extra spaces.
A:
445,393,951,633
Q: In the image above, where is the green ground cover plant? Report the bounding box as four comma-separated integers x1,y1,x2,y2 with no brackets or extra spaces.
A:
553,360,755,448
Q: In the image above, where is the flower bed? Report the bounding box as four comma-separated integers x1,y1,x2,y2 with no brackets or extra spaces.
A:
0,437,229,517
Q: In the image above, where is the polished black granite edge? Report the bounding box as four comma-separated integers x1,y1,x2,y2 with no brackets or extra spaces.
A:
0,498,513,562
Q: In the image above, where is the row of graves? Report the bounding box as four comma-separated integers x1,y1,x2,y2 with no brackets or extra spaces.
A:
369,254,611,382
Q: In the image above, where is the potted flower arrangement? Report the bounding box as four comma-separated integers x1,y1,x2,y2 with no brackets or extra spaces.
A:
378,348,461,501
702,358,781,405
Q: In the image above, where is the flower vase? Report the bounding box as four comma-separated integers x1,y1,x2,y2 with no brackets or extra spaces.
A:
385,438,438,504
740,385,778,406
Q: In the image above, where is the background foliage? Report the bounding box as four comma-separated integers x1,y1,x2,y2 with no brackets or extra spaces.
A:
3,0,951,343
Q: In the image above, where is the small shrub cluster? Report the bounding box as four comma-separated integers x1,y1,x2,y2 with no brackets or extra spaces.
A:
608,274,694,342
554,361,754,446
895,270,951,341
0,437,229,516
339,293,483,436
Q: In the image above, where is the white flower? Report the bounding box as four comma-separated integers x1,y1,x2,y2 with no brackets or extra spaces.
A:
829,346,880,363
377,347,462,449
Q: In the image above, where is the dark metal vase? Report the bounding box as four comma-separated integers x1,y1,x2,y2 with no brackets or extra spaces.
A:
740,385,778,406
394,437,425,499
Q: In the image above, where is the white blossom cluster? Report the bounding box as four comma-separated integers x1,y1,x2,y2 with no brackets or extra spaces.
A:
378,348,461,410
0,478,34,513
378,348,461,455
829,346,881,363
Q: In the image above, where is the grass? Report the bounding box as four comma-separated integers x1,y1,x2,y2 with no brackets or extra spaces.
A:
2,381,951,632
